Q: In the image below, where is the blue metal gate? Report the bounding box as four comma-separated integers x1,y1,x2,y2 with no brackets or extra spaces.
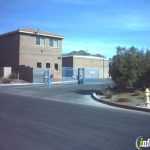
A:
62,67,101,84
84,68,100,83
62,67,78,81
33,68,51,85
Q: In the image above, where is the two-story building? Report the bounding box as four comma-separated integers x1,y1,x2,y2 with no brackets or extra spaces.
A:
0,28,64,80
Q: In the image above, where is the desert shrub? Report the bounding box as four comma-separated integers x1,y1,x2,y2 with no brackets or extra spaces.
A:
104,90,112,99
2,78,11,83
131,90,143,96
9,72,18,79
117,98,129,102
0,78,3,83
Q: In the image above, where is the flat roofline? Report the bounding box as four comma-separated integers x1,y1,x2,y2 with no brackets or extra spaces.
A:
62,55,108,61
19,29,64,39
0,29,64,39
0,30,17,37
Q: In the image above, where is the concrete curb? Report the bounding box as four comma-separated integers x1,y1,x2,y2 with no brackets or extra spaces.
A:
0,83,44,86
91,92,150,113
0,80,77,87
52,80,78,84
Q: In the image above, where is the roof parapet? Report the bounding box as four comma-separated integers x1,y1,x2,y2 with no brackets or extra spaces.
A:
0,28,64,39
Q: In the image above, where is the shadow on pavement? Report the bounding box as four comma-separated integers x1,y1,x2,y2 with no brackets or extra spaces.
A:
75,89,103,95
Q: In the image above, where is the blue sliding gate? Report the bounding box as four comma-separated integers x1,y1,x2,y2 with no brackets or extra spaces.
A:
84,68,100,84
62,67,101,84
33,67,105,86
33,68,51,87
62,67,78,81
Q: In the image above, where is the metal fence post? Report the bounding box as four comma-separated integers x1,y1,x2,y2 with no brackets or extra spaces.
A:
47,70,51,88
78,68,84,84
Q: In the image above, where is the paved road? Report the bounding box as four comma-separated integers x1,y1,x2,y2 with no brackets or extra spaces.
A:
0,84,109,106
0,87,150,150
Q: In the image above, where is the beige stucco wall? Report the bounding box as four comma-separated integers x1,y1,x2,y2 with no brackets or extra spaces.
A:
73,56,109,79
103,60,110,78
19,34,62,80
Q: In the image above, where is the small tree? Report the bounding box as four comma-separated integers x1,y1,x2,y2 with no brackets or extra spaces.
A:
110,46,145,89
138,50,150,88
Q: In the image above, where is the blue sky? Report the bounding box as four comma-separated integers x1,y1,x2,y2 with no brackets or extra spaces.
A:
0,0,150,58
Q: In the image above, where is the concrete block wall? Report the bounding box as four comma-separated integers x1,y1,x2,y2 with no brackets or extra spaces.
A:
19,34,62,80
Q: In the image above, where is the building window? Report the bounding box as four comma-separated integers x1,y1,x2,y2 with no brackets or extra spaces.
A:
37,62,42,68
57,40,61,48
54,63,58,71
36,36,45,45
46,63,50,68
36,36,40,45
49,38,53,47
49,38,60,48
40,37,45,45
53,39,58,48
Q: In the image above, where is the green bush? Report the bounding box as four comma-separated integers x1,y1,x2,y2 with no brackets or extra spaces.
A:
110,46,150,89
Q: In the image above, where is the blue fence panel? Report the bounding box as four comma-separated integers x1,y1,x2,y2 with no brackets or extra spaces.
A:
33,68,51,84
84,68,99,79
62,67,78,81
62,67,101,83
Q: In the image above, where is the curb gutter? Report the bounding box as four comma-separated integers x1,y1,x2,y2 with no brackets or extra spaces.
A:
91,92,150,113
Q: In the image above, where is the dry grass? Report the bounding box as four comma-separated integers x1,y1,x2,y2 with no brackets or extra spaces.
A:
110,90,145,106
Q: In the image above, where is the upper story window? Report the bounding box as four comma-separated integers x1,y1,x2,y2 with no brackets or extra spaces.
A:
57,40,61,48
36,36,61,47
36,36,45,45
49,38,60,48
36,36,40,45
40,37,45,45
53,39,58,48
49,38,53,47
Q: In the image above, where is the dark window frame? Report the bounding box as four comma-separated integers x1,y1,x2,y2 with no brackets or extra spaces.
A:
37,62,42,68
46,63,51,68
54,63,58,71
49,38,53,47
36,36,40,45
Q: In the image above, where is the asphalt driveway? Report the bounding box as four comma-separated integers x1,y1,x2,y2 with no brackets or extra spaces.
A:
0,83,150,150
0,83,109,106
0,92,150,150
